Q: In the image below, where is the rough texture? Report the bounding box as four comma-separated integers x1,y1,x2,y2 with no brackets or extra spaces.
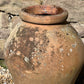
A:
0,0,84,22
5,20,84,84
0,0,84,60
0,40,6,59
0,0,40,15
71,22,84,37
0,66,13,84
0,0,10,6
20,5,68,24
0,0,84,84
0,12,9,28
0,15,21,59
42,0,84,22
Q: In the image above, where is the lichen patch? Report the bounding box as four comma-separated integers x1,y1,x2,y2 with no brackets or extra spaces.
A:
29,37,34,41
16,51,21,56
70,48,73,52
59,48,64,53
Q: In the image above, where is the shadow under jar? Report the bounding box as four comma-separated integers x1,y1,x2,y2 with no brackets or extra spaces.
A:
5,5,84,84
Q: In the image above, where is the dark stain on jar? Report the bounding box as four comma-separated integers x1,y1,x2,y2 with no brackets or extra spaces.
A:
7,26,50,71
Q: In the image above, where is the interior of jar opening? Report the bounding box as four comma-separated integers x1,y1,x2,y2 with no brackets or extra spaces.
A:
23,5,64,16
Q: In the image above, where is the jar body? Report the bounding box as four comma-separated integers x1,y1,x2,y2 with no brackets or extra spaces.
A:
5,22,84,84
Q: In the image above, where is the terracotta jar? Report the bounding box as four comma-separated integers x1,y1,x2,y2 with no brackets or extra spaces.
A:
5,5,84,84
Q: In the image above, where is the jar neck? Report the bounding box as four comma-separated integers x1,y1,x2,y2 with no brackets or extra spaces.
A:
20,5,68,25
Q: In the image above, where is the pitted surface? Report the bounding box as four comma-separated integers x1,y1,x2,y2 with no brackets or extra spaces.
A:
5,23,84,84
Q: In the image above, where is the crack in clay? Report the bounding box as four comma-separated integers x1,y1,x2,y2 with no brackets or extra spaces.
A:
0,10,19,16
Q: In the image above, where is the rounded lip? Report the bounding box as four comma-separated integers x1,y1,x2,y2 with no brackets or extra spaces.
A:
20,5,68,24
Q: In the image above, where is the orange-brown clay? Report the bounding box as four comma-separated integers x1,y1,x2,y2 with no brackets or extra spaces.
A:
20,5,68,24
5,5,84,84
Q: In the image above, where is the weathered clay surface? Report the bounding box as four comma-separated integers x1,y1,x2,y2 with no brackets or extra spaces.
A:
0,0,83,61
5,5,84,83
4,5,84,84
20,5,68,24
5,22,84,84
0,1,83,83
0,0,84,22
0,12,22,59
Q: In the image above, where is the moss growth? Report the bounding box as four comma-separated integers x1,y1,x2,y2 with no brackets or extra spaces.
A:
0,59,7,69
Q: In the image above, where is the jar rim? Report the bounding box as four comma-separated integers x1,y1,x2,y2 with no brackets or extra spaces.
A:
20,5,68,24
